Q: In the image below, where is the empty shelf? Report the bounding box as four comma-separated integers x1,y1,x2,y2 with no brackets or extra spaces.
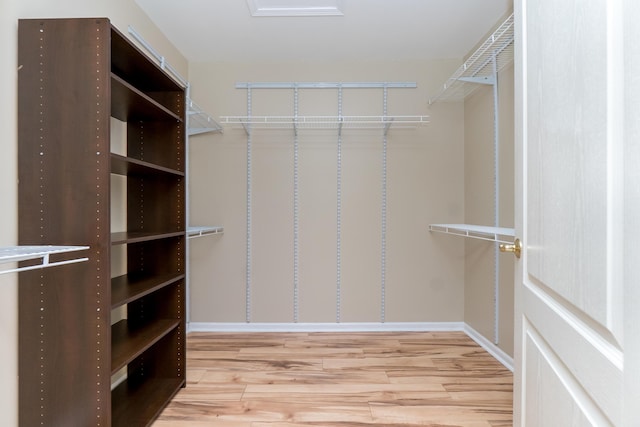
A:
429,224,515,244
111,73,183,122
111,231,185,245
0,245,89,275
429,13,514,104
111,153,185,177
187,226,224,239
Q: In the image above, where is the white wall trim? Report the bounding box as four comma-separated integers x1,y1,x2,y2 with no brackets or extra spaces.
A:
188,322,465,333
463,324,514,371
186,322,514,371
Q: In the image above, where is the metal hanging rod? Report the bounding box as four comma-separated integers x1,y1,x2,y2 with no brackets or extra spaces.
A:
235,82,417,89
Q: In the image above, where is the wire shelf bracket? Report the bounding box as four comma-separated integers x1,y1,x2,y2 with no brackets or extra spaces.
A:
187,99,223,136
428,13,514,104
223,81,428,135
187,226,224,239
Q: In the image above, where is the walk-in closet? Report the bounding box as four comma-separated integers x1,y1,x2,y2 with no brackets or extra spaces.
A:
2,0,636,426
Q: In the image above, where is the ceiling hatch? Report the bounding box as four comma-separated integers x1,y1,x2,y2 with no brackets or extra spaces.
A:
247,0,344,17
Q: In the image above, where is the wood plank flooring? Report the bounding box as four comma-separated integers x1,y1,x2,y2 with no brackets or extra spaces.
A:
153,331,513,427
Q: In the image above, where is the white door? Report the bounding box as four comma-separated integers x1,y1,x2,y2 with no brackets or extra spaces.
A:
514,0,639,425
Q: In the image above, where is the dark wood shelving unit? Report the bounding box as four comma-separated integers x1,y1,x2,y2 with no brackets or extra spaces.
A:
18,18,186,427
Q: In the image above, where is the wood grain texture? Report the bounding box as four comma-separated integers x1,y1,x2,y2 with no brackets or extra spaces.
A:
153,332,512,426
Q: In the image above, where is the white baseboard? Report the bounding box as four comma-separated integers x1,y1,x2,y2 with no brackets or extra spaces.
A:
186,321,514,371
188,321,465,333
463,324,514,372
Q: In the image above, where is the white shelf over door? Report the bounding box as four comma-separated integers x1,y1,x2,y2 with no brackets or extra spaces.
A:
429,224,515,244
0,245,90,275
187,226,224,239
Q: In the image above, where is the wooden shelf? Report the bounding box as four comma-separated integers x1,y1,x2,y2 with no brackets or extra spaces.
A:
111,272,185,309
111,319,180,374
111,153,185,177
111,74,182,122
112,377,185,427
111,231,185,245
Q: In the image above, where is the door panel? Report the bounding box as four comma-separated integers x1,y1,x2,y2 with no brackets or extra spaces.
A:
526,0,614,333
524,326,609,426
524,285,622,421
516,0,625,425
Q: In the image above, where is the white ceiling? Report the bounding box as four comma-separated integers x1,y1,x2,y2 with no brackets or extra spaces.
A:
134,0,512,63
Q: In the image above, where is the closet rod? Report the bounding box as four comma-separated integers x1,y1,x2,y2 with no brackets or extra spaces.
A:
235,82,417,89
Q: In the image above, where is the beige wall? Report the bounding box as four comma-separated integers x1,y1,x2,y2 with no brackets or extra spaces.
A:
0,1,186,424
187,60,467,324
463,63,515,357
0,1,19,426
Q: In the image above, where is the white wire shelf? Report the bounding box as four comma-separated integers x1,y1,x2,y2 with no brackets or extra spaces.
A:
0,245,90,275
188,98,223,136
429,224,515,244
220,115,429,132
187,226,224,239
429,13,514,104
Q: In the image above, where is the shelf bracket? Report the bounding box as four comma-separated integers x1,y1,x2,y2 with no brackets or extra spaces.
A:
458,76,496,85
240,118,251,136
383,117,394,137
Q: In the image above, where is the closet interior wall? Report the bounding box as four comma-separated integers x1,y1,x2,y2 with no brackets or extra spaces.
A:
187,59,466,325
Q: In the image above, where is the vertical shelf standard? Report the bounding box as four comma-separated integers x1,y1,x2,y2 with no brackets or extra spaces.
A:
428,13,515,346
18,18,186,427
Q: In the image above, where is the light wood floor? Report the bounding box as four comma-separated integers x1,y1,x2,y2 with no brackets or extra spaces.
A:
153,331,513,427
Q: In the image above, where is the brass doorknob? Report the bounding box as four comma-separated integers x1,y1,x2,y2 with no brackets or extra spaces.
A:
499,238,522,259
